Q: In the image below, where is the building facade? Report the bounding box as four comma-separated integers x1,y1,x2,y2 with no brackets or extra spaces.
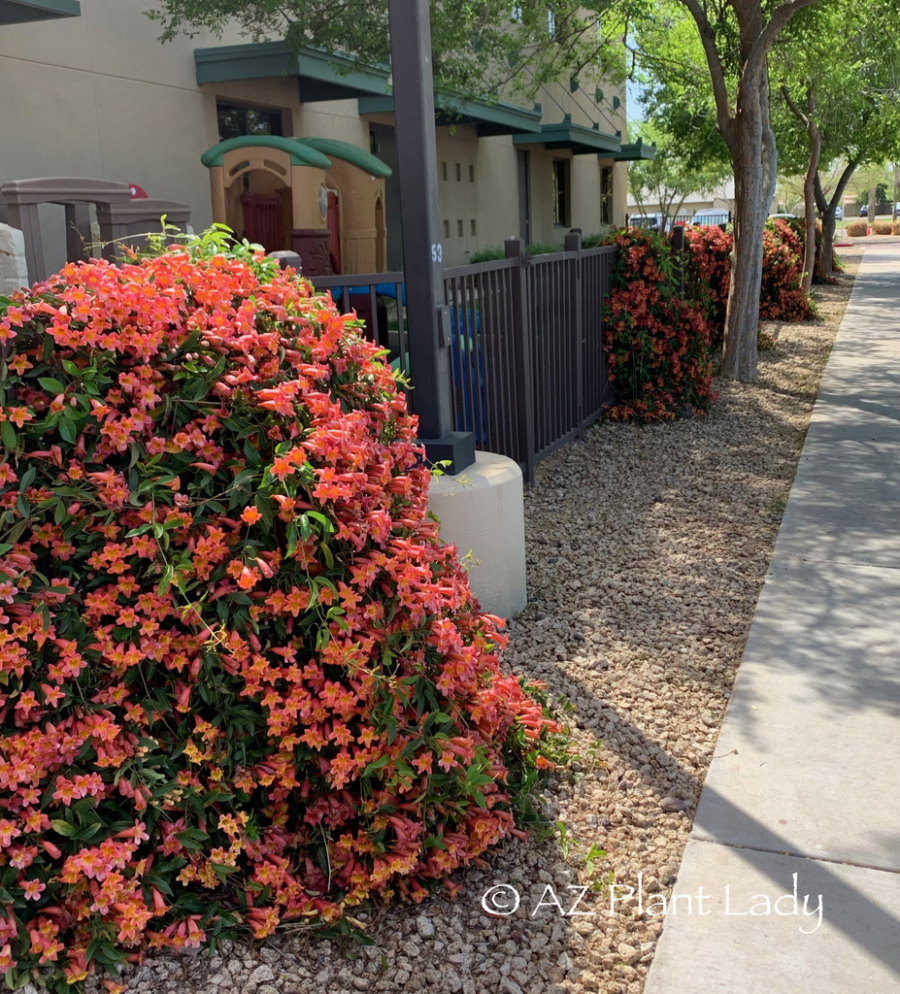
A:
0,0,638,275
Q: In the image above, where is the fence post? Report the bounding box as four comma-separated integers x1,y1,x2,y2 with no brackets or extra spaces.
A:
505,237,536,484
671,223,685,295
565,228,584,428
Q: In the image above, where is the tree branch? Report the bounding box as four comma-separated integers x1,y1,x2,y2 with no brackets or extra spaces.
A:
676,0,734,142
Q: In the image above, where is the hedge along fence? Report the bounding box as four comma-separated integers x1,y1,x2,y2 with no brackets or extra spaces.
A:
602,229,715,422
602,219,816,421
681,220,814,351
0,232,563,990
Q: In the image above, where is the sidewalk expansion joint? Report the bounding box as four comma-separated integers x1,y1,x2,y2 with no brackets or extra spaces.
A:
693,836,900,877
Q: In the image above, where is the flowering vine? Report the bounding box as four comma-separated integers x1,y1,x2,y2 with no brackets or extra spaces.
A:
0,236,561,991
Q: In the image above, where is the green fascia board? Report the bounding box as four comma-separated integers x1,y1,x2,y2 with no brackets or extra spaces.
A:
514,118,621,155
358,92,542,137
200,135,332,169
194,40,391,101
613,140,656,162
358,95,395,115
294,137,392,178
0,0,79,23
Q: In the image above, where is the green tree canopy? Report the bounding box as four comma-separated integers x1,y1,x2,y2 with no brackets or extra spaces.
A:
147,0,627,98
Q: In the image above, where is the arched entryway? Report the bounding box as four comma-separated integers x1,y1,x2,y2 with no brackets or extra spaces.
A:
201,135,392,275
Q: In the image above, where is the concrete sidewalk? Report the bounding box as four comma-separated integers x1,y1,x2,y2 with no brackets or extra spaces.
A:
645,246,900,993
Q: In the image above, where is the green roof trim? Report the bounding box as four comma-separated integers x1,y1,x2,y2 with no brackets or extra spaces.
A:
0,0,79,24
613,139,657,162
295,138,392,177
358,92,542,137
200,136,333,170
194,41,391,103
513,114,621,155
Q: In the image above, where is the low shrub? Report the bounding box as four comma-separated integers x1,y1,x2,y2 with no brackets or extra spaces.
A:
893,223,900,236
602,229,714,421
760,219,812,322
684,225,732,348
874,223,893,235
847,221,868,237
467,246,506,264
0,232,562,990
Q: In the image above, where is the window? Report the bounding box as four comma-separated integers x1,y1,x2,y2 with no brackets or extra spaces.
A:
442,161,448,181
217,101,284,143
470,219,477,236
469,164,475,183
455,163,462,182
443,219,450,238
553,159,570,227
600,166,613,225
548,7,556,35
457,219,464,237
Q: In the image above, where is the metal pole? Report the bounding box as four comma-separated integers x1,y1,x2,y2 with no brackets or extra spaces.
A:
388,0,475,474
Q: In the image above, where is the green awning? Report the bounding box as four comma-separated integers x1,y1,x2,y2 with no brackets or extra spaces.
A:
358,92,543,138
513,114,621,155
294,137,392,177
194,41,391,103
614,139,657,162
200,136,333,170
0,0,79,23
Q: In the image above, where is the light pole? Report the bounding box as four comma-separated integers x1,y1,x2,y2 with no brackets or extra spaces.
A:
387,0,475,474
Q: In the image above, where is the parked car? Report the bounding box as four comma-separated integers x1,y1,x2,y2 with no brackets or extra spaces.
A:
691,208,729,227
834,206,843,220
630,212,664,230
860,204,868,217
769,212,797,220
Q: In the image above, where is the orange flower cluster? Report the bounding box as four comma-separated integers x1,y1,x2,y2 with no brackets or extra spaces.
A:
0,243,560,991
602,229,715,421
684,220,813,349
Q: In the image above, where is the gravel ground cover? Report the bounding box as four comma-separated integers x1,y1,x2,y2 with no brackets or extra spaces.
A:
84,252,861,994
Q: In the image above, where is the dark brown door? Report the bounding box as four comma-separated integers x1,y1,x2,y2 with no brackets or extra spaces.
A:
239,192,283,253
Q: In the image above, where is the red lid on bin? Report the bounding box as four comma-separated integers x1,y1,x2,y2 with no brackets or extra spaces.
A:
129,184,148,199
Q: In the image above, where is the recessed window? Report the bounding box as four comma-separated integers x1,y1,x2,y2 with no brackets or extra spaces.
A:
443,219,450,238
457,219,464,237
217,101,283,143
553,158,570,227
471,219,477,236
455,163,462,182
469,164,475,183
442,161,448,181
600,166,613,225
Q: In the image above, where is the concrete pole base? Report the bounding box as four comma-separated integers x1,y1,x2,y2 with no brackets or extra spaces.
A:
427,451,527,620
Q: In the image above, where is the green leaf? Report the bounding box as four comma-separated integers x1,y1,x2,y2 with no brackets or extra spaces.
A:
0,420,16,449
51,819,77,837
38,376,66,394
362,755,390,777
157,563,175,596
58,416,77,444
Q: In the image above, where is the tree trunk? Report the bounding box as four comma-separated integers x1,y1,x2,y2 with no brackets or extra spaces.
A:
894,164,898,222
781,83,819,293
815,163,856,278
721,68,769,381
870,185,878,229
